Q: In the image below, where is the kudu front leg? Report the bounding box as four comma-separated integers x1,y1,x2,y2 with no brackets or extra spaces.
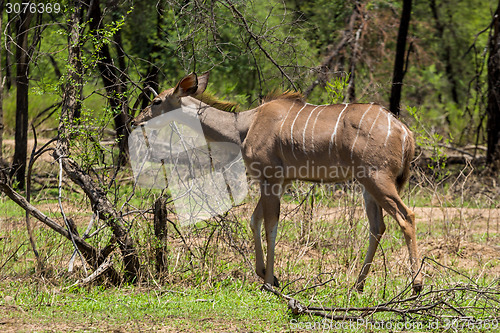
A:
250,198,266,280
262,182,281,288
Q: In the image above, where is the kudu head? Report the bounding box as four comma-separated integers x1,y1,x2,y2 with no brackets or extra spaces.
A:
131,72,210,128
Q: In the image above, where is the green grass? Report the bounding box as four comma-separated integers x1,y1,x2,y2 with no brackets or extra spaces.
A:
0,191,90,221
0,278,288,332
0,267,497,332
0,196,26,219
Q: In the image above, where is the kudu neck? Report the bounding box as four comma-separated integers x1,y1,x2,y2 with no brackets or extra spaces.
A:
182,96,256,147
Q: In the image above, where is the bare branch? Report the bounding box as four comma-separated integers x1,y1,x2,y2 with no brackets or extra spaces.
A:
223,0,298,91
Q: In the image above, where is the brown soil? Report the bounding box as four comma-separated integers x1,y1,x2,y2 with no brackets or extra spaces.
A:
3,138,55,163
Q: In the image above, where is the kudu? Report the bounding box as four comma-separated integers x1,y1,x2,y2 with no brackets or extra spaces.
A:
131,72,423,293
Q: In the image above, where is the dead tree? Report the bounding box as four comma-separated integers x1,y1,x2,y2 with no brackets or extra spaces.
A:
487,1,500,172
346,2,365,103
303,5,360,98
154,197,169,277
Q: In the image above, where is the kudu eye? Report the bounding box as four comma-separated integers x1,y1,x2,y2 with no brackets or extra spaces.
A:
152,99,162,106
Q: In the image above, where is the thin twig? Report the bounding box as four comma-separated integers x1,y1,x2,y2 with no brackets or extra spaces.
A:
0,242,27,271
223,0,298,91
289,277,336,297
25,124,41,266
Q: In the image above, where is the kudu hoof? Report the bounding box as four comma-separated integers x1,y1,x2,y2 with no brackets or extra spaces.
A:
272,276,280,288
261,269,280,288
353,282,364,293
412,283,423,294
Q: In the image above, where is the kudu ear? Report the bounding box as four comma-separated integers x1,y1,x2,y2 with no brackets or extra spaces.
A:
173,72,210,98
195,71,210,95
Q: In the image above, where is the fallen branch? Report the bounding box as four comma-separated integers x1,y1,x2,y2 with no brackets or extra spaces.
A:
0,168,121,284
69,254,115,287
261,257,500,323
263,284,360,320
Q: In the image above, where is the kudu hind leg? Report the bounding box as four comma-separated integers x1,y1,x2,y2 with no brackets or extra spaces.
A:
396,205,423,293
355,191,386,292
370,181,423,293
250,198,266,280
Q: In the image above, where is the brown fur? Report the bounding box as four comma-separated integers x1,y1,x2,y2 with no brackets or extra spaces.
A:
197,90,304,112
195,92,239,113
396,132,415,193
262,90,305,104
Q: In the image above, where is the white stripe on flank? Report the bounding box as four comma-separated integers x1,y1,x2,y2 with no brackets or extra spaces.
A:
401,125,408,167
302,105,321,154
361,108,382,158
329,103,349,155
279,101,295,160
350,103,374,160
310,106,328,154
384,112,392,147
290,104,308,160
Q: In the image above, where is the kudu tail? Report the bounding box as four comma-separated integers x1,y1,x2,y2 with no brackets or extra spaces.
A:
396,128,415,193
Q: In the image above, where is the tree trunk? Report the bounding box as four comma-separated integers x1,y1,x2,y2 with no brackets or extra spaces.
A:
141,5,163,110
88,0,129,166
303,7,359,99
487,1,500,171
0,2,4,164
429,0,459,106
10,11,33,189
154,197,168,277
389,0,413,116
112,27,130,166
4,12,13,92
346,4,363,103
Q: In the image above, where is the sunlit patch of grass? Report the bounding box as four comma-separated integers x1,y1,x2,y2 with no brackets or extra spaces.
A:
0,196,26,219
0,278,288,332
